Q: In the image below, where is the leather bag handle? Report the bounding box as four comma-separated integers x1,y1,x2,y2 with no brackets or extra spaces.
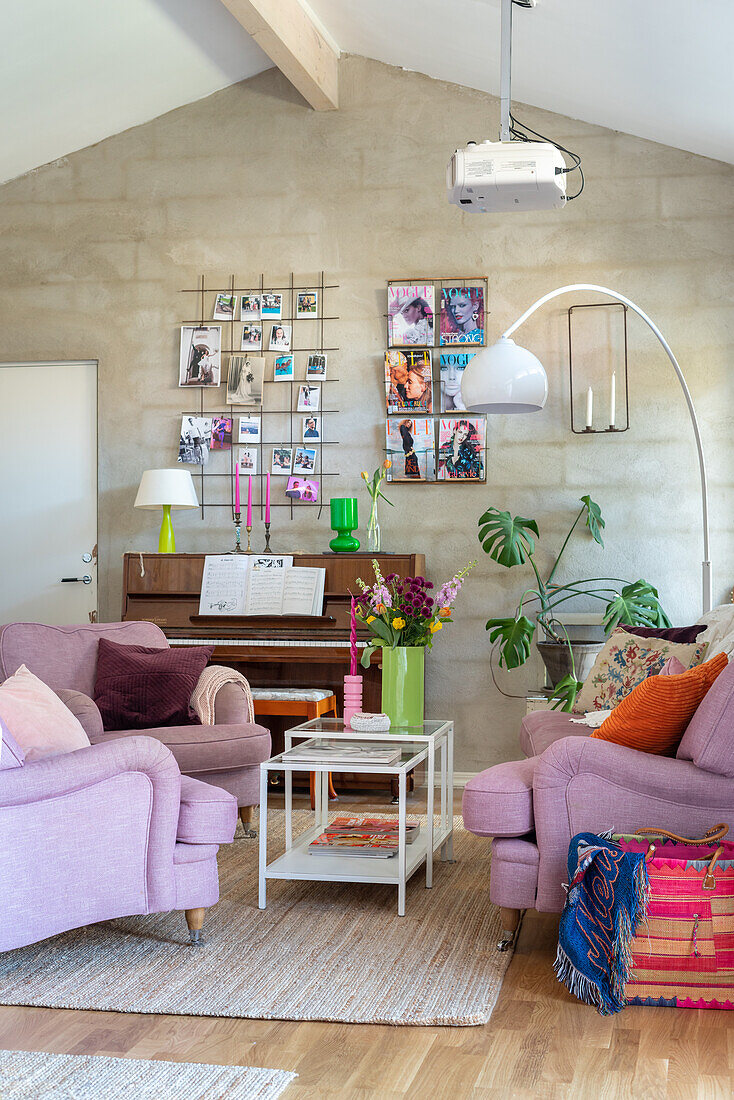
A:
636,824,729,846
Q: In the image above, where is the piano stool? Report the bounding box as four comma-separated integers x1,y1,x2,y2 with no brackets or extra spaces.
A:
251,688,338,808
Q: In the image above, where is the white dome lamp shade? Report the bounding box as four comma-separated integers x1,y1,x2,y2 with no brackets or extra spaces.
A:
460,337,548,414
134,468,199,553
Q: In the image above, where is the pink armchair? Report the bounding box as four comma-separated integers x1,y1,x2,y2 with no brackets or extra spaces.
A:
0,621,270,833
0,729,237,951
463,657,734,950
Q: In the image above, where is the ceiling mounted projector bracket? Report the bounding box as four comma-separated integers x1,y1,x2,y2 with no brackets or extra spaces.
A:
501,0,537,141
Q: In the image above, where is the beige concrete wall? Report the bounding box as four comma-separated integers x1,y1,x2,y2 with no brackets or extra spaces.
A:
0,56,731,772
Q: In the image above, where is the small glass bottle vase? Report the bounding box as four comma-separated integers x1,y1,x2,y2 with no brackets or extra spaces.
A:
366,497,381,553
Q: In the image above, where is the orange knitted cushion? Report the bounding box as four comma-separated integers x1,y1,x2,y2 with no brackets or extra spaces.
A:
590,652,728,754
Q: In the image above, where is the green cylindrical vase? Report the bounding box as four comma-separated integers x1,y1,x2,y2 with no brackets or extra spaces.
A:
381,646,425,729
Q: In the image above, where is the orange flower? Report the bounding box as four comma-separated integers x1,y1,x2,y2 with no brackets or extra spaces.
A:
376,603,386,614
383,459,392,470
439,606,451,617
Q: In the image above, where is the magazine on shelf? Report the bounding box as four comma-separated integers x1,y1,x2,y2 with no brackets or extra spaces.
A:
385,349,432,414
388,284,435,346
282,741,402,765
385,417,436,481
308,835,399,858
199,557,324,617
439,285,485,346
320,817,420,842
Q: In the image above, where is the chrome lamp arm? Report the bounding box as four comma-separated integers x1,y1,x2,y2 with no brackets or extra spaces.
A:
502,283,712,614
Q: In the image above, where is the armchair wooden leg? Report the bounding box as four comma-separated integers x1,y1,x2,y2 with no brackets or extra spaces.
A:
185,907,206,946
497,907,521,952
239,805,257,838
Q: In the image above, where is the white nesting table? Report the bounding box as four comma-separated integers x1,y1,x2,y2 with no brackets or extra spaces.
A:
258,718,454,916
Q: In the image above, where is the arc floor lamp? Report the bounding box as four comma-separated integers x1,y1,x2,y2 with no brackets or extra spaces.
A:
460,284,712,614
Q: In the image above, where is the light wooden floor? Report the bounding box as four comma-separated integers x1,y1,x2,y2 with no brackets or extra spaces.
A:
1,792,730,1099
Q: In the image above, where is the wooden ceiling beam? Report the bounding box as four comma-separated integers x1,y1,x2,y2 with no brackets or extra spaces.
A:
220,0,339,110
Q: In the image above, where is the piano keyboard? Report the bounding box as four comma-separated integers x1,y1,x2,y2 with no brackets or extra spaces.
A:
170,637,368,648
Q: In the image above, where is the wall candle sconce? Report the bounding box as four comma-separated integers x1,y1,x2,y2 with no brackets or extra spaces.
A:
568,302,630,434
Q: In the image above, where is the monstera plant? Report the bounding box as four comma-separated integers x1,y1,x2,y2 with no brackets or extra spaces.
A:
478,495,671,711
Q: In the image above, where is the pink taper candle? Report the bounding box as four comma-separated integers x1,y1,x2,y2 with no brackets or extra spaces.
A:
265,471,271,523
350,597,358,677
246,475,252,527
234,462,240,513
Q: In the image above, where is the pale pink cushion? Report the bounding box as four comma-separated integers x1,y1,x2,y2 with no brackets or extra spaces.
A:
0,664,90,761
660,656,687,676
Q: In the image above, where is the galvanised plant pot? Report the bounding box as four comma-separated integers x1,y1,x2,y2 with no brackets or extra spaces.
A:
381,646,425,728
536,640,604,688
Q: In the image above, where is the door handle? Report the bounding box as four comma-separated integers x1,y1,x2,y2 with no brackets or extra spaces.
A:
61,576,92,584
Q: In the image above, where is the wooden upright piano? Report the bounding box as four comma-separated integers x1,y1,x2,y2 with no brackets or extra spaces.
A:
121,551,426,791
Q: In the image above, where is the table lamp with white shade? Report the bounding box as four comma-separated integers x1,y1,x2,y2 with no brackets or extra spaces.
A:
460,284,712,614
134,468,199,553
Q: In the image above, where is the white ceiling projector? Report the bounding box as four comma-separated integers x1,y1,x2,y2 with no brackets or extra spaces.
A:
447,139,567,213
447,0,577,214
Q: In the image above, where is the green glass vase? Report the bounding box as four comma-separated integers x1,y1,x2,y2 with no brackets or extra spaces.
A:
329,496,360,553
381,646,425,729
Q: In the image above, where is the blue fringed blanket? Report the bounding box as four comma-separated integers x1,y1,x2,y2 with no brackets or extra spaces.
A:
555,832,650,1015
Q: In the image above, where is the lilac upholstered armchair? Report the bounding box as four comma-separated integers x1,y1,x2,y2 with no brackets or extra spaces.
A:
463,657,734,951
0,621,270,834
0,725,237,952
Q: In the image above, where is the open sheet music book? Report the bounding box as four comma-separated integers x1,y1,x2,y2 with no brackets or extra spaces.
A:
199,555,325,617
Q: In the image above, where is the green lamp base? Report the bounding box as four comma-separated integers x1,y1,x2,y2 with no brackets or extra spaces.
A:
329,530,360,553
158,505,176,553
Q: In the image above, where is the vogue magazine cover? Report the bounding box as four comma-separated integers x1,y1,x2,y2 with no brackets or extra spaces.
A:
385,418,436,481
179,326,221,387
384,349,432,414
439,352,475,411
387,284,435,346
439,286,485,345
437,417,486,480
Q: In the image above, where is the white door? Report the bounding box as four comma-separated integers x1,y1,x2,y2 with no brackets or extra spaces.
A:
0,361,97,625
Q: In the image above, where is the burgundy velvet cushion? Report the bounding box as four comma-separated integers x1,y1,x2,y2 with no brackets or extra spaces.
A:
622,623,705,644
93,639,214,731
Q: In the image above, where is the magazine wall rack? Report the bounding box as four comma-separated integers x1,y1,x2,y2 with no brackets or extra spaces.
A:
384,275,489,483
178,271,339,520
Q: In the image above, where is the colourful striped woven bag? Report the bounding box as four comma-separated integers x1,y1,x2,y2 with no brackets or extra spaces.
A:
615,825,734,1009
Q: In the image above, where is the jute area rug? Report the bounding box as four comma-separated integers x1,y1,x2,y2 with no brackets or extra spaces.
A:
0,814,516,1027
0,1050,296,1099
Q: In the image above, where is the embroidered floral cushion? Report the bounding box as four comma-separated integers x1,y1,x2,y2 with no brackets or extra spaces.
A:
573,627,708,714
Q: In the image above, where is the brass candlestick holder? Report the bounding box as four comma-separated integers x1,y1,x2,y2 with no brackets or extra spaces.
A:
229,512,248,554
263,522,272,554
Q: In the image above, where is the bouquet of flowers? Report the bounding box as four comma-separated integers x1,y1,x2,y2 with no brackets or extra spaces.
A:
354,558,475,668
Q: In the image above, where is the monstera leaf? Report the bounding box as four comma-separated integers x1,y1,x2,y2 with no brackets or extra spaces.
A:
486,615,535,669
548,673,584,713
580,495,605,547
602,579,672,634
478,508,540,569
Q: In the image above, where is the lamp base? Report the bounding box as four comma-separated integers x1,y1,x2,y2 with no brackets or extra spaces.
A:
329,530,360,553
158,505,175,553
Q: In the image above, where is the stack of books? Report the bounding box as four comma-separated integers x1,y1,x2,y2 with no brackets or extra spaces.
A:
282,740,402,766
307,817,420,859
